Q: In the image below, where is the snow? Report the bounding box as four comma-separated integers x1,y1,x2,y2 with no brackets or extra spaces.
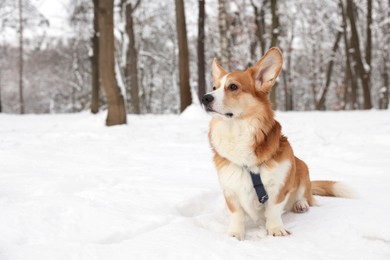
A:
0,108,390,260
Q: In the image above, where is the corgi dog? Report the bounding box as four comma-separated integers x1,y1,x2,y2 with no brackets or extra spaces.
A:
202,48,354,240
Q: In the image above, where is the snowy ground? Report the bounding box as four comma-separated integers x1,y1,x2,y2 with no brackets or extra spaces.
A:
0,106,390,260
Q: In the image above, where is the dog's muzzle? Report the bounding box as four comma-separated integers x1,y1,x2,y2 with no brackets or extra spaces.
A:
202,94,214,106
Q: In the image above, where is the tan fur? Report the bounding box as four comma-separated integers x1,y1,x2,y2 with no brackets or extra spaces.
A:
205,48,351,238
311,181,337,197
212,151,229,176
224,194,237,213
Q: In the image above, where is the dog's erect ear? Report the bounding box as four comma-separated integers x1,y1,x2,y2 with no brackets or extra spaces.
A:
212,58,227,83
251,48,283,93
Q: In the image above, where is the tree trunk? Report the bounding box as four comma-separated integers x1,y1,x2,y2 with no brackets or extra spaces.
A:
282,71,289,111
125,1,141,114
346,0,372,109
379,0,390,109
218,0,229,69
270,0,279,48
250,0,267,57
0,71,2,113
175,0,192,112
283,67,293,111
269,0,279,110
283,23,294,111
91,0,100,114
18,0,24,114
339,0,358,109
98,0,127,125
365,0,372,100
316,31,342,110
380,64,389,109
197,0,206,100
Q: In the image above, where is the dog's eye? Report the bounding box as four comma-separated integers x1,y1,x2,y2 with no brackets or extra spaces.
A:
228,84,238,91
213,86,216,91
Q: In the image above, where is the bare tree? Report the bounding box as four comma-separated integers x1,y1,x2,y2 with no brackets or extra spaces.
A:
269,0,279,109
218,0,229,69
198,0,206,100
175,0,192,112
91,0,100,114
282,19,294,111
250,0,267,57
270,0,279,48
316,31,342,110
98,0,127,125
1,0,389,113
365,0,372,102
0,0,49,113
125,0,141,114
380,64,389,109
0,70,2,113
379,0,389,109
18,0,24,114
346,0,372,109
339,0,358,109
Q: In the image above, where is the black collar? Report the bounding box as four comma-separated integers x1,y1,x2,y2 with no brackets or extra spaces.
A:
249,171,269,204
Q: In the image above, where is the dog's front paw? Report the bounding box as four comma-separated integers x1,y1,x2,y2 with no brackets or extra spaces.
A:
228,230,245,241
267,226,291,236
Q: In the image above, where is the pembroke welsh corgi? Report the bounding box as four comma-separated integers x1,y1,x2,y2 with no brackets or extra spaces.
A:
202,48,354,240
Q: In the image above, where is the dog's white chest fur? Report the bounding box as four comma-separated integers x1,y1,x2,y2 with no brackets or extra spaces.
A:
211,119,258,167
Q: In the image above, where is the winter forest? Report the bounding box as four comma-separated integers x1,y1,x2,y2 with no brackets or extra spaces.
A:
0,0,389,122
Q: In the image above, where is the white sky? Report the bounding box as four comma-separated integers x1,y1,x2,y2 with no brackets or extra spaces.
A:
31,0,72,37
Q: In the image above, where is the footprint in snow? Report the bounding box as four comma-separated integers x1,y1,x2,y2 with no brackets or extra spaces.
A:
176,190,223,217
176,191,268,239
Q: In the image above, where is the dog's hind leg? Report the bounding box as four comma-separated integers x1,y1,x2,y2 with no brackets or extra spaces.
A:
292,185,310,213
292,199,309,213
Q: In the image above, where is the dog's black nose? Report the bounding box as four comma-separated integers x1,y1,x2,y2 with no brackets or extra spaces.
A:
202,94,214,106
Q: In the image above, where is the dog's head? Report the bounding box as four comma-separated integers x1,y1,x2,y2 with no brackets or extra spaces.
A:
202,48,283,119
